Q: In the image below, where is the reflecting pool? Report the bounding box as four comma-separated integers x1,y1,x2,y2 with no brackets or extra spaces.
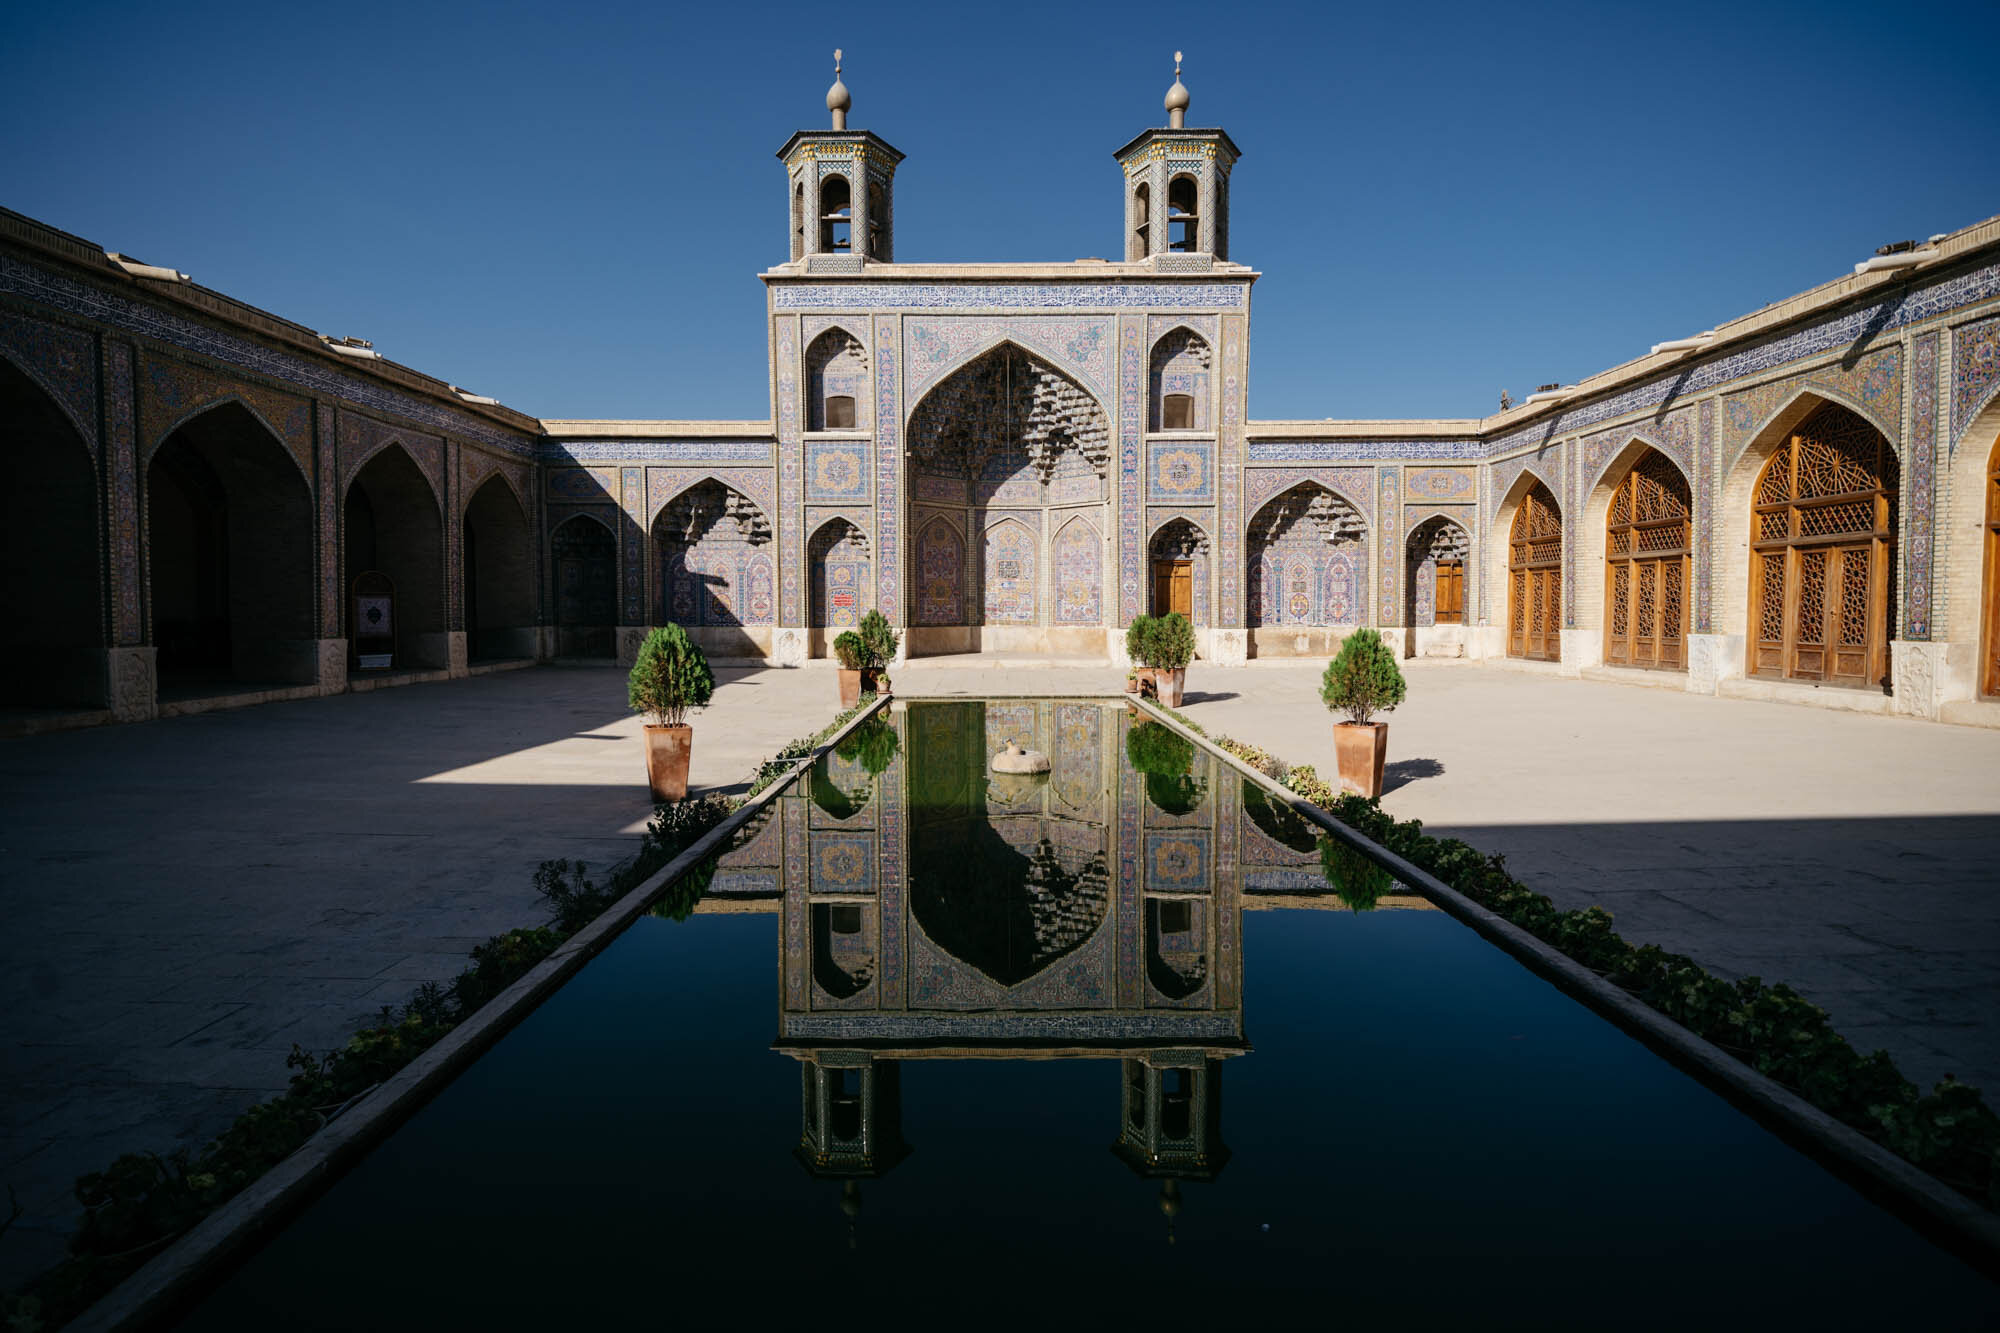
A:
177,700,1999,1328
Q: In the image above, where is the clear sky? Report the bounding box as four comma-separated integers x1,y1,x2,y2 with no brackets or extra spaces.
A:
4,0,1996,424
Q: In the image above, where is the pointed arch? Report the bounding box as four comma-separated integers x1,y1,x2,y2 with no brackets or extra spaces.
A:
1148,326,1212,432
651,477,774,641
463,474,535,662
461,456,529,518
1405,513,1470,630
1246,481,1367,641
0,339,96,457
913,513,967,627
808,514,871,646
149,398,317,686
1052,513,1104,625
147,393,309,485
906,335,1111,427
345,440,446,669
805,325,870,432
1576,439,1693,654
550,512,616,658
1725,381,1900,483
1147,515,1210,626
344,434,444,511
1502,477,1563,661
1,354,105,707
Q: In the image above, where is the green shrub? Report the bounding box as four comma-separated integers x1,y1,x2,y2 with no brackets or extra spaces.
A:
832,630,865,670
1321,627,1406,724
1320,835,1394,912
628,623,715,726
1127,720,1202,816
1124,614,1156,666
857,609,899,669
1153,612,1195,670
835,713,900,775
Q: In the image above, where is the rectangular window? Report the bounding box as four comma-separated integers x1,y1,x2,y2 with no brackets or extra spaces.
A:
830,904,861,934
1160,899,1192,934
1162,394,1193,430
824,395,856,429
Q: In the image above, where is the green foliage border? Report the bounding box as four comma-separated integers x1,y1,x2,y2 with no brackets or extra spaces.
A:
1136,697,2000,1249
2,696,891,1331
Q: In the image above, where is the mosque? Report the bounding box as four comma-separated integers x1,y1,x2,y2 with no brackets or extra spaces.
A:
3,56,1998,731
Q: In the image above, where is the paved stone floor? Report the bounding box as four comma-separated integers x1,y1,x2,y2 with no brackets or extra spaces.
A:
3,657,1997,1286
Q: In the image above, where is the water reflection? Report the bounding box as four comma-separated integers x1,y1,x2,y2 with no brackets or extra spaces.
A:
710,699,1342,1224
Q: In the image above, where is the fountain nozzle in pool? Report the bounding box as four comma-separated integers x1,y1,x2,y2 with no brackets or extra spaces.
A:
990,740,1051,774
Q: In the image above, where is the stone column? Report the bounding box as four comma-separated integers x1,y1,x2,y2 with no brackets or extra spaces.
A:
101,336,157,721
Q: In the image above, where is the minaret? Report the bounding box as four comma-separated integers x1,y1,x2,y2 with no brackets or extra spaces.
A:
776,50,906,269
1113,53,1241,266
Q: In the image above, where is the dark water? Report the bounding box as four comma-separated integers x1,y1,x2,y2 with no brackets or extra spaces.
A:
177,701,1999,1329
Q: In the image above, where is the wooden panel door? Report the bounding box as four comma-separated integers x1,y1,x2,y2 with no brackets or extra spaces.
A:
1984,439,2000,698
1748,404,1896,689
1434,559,1464,624
1507,481,1562,661
1152,559,1192,618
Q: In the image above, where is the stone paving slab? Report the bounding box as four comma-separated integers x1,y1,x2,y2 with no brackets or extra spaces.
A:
0,662,840,1287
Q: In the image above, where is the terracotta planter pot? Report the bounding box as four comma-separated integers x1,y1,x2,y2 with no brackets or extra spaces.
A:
861,666,891,698
1153,668,1186,709
1124,674,1140,694
644,723,694,803
837,668,863,709
1333,721,1388,798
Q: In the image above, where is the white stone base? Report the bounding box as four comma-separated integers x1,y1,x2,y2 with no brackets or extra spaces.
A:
447,631,469,678
1409,625,1466,659
1557,629,1601,678
771,626,809,667
1375,627,1409,658
1716,675,1895,715
315,638,348,692
1890,639,1978,721
1685,633,1744,695
616,626,646,668
107,646,157,723
1208,628,1247,666
1465,625,1507,661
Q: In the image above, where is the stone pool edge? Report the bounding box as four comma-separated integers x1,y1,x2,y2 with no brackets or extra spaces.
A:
1130,695,2000,1275
69,694,894,1333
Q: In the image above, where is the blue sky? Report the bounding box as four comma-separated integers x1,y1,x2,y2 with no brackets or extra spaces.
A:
3,0,1995,423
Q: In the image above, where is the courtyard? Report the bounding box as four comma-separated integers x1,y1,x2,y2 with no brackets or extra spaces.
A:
3,663,1997,1288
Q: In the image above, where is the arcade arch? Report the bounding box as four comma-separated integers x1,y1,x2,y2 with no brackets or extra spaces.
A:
651,477,775,658
1405,514,1469,630
1578,446,1692,672
1,356,103,708
462,475,535,662
808,516,871,658
1505,478,1562,662
550,513,616,659
1245,481,1365,657
1148,517,1210,625
149,400,315,688
344,443,445,671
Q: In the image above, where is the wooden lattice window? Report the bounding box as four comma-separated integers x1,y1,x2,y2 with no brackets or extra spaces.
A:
1748,402,1897,688
1507,480,1562,661
1604,449,1691,671
1984,435,2000,698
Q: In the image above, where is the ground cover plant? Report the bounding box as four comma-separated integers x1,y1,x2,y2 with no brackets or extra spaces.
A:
1144,701,2000,1211
0,698,885,1331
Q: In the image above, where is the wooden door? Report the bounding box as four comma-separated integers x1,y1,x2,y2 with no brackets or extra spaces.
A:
1507,481,1562,661
1434,559,1464,624
1152,559,1192,618
1748,404,1896,688
1604,450,1691,671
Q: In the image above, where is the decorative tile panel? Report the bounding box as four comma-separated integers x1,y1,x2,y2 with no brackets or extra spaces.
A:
1249,438,1487,462
1119,316,1143,623
1695,399,1715,634
1720,345,1902,466
874,315,901,623
1146,313,1218,352
1906,331,1939,639
644,467,775,524
905,315,1113,405
142,354,314,480
771,280,1249,311
0,307,99,455
619,466,643,623
877,717,905,1009
775,318,801,624
804,439,869,502
1051,514,1102,624
1404,466,1475,501
1219,316,1243,627
541,439,772,464
337,409,444,505
1246,466,1374,523
1952,312,2000,451
104,339,139,644
1578,404,1697,493
546,466,619,502
1147,438,1213,502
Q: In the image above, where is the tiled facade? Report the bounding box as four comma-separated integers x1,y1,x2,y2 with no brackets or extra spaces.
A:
4,85,1999,724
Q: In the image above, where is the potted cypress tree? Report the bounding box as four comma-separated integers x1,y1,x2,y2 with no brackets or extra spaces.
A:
629,623,715,802
857,609,898,697
1124,614,1158,698
1319,627,1405,798
833,630,867,709
1148,611,1195,708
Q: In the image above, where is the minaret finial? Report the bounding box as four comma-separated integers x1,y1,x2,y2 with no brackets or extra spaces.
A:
1164,51,1190,129
827,48,851,130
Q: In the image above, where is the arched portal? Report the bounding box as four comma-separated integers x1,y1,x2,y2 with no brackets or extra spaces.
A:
1604,449,1691,671
1507,479,1562,661
1406,515,1468,628
1748,402,1897,688
1985,434,2000,698
1,357,104,708
904,343,1110,654
652,478,774,658
345,444,445,670
1148,517,1210,625
805,328,867,432
463,476,535,662
808,517,871,657
551,514,616,658
149,401,315,689
1246,481,1365,657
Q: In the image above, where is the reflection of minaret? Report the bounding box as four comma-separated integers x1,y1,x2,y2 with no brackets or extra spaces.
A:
796,1055,910,1180
1112,1056,1229,1184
